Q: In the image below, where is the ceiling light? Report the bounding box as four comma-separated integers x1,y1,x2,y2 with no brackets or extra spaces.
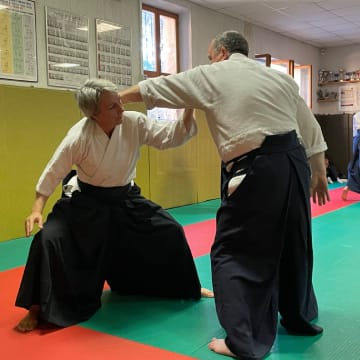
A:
53,63,80,68
96,23,122,33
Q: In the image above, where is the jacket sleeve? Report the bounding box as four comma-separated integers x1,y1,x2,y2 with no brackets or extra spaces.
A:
296,96,327,158
133,111,198,150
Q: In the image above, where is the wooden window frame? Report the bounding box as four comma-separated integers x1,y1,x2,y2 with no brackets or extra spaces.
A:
255,54,313,109
255,53,272,67
271,59,295,77
142,4,179,78
295,64,313,108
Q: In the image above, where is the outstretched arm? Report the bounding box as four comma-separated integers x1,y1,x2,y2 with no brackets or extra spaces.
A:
182,108,195,132
119,85,143,104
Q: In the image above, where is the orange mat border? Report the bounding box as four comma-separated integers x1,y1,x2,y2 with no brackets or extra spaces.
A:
0,267,197,360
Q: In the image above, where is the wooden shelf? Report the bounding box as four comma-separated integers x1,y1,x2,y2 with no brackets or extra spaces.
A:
317,99,338,103
318,80,360,86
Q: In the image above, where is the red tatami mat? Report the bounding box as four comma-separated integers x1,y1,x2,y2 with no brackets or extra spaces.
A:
184,186,360,258
184,219,216,258
0,268,196,360
311,186,360,217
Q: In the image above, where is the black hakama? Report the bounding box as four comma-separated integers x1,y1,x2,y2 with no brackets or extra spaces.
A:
347,129,360,194
15,182,201,327
211,131,319,359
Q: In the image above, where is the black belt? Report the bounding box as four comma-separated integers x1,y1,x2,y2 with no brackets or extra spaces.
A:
77,178,132,200
224,130,300,174
223,147,260,176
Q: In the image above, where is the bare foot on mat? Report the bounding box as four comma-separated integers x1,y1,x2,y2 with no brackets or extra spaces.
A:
341,186,349,201
201,287,214,298
15,305,40,332
208,338,236,358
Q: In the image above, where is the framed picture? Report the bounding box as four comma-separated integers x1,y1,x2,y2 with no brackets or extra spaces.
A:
0,0,38,82
45,6,89,88
96,19,132,88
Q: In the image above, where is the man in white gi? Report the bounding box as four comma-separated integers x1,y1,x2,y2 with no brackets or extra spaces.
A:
119,31,329,359
16,78,213,332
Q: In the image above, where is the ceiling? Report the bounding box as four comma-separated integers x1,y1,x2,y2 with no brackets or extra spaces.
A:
188,0,360,48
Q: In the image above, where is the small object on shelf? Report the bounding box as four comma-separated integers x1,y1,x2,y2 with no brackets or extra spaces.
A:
339,68,345,81
317,88,324,100
319,69,329,83
330,91,338,100
317,88,338,102
345,72,351,81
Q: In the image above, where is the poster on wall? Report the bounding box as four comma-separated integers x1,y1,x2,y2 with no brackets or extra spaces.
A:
45,7,89,88
95,19,132,88
0,0,37,82
339,85,360,113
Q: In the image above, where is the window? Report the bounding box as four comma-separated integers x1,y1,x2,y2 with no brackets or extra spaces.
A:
271,59,294,76
142,5,179,78
294,64,312,109
142,5,180,120
256,54,312,108
255,54,271,67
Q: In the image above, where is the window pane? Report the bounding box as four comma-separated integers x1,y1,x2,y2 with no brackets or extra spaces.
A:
256,58,268,66
271,62,288,74
147,107,181,121
160,15,177,74
142,10,156,72
295,65,312,108
271,59,294,78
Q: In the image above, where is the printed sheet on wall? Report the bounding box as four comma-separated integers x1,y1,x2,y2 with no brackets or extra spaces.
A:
0,0,37,82
95,19,132,89
45,6,89,89
339,84,360,113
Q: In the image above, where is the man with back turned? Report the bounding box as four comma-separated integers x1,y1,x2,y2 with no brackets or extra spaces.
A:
119,31,329,359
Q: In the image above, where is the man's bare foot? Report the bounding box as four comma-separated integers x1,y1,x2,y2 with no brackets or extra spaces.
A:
201,287,214,298
341,186,349,201
16,305,40,332
208,338,236,358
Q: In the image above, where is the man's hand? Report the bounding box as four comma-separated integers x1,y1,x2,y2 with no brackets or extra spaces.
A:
118,85,142,104
308,151,330,206
25,212,43,237
311,173,330,206
25,192,48,237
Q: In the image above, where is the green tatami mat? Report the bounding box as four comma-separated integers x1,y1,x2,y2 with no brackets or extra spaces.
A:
1,187,360,359
326,182,347,189
268,202,360,360
167,199,220,226
82,202,360,360
80,255,222,358
0,237,31,271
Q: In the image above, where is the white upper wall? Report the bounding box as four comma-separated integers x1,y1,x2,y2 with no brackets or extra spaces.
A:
320,45,360,72
1,0,359,114
316,45,360,114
